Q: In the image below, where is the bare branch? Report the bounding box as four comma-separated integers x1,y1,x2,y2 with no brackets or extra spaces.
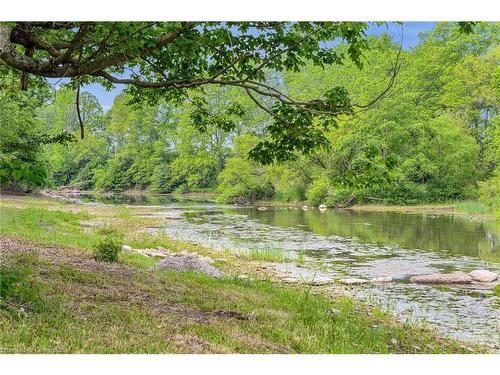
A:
76,80,84,139
353,27,403,110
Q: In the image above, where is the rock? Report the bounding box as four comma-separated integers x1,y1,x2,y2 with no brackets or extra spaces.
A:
319,204,328,210
329,308,341,317
281,277,299,284
122,245,132,253
157,246,170,253
257,206,268,211
410,272,472,284
201,256,214,264
143,249,168,258
154,252,224,278
339,278,370,285
371,276,393,283
302,205,309,211
469,270,498,283
305,276,333,285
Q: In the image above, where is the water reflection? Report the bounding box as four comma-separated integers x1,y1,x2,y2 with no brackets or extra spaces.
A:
233,207,500,262
77,193,500,347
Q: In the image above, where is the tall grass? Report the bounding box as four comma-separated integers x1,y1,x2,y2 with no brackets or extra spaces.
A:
454,201,490,215
238,247,288,262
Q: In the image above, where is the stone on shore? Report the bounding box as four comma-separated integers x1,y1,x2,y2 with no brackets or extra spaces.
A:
142,249,169,258
339,278,370,285
122,245,132,253
410,271,472,284
154,251,224,278
281,277,299,284
305,276,333,285
469,270,498,282
371,276,393,283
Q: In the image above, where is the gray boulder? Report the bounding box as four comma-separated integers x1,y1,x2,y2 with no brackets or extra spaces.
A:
410,272,472,284
122,245,132,253
469,270,498,282
154,252,224,278
339,278,369,285
371,276,393,283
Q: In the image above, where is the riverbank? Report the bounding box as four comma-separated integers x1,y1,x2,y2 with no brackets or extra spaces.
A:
0,194,484,353
348,201,494,218
38,188,495,220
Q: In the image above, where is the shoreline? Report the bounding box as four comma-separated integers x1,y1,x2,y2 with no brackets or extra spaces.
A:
31,188,495,220
0,193,491,353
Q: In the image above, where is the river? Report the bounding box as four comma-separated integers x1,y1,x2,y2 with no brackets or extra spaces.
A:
81,193,500,348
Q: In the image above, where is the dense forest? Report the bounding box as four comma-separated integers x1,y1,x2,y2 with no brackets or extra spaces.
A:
1,22,499,210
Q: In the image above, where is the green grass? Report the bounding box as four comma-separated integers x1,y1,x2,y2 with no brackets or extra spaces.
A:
0,206,94,249
0,250,472,354
494,285,500,297
453,201,491,215
296,250,306,265
0,196,483,353
238,247,289,262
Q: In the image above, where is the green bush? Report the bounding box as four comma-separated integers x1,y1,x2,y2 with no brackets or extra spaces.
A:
275,186,306,203
324,188,352,207
93,227,123,262
306,177,353,207
479,170,500,217
305,177,329,206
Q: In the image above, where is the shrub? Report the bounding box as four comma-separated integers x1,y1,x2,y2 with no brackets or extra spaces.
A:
305,177,329,206
306,177,353,207
93,227,123,262
478,170,500,217
324,187,352,207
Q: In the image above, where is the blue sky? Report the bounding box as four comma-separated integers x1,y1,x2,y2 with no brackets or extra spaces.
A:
66,22,435,111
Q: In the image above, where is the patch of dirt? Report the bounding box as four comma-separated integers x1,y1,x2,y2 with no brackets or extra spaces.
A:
172,333,218,353
211,309,251,321
0,235,209,324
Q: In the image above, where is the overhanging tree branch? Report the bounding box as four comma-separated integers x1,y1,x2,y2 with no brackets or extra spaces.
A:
1,21,411,163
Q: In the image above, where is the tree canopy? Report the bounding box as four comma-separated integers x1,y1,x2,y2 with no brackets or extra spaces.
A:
2,21,497,214
1,21,398,163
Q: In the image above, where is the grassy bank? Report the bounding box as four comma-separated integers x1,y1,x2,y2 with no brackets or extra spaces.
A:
0,194,482,353
248,197,494,219
347,201,493,218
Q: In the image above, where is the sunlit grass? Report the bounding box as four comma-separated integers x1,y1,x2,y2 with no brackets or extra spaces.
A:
0,195,486,353
453,201,491,215
237,247,289,262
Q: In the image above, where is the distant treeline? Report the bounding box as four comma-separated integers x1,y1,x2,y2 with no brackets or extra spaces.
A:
1,23,499,212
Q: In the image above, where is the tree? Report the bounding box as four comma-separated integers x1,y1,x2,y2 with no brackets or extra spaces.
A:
216,135,274,203
0,64,73,189
0,21,402,163
275,24,497,204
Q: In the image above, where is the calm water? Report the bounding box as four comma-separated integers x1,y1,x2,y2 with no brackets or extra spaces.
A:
80,194,500,347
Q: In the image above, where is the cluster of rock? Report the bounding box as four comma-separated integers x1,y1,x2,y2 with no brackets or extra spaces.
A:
286,270,499,287
278,274,395,286
338,276,393,285
338,269,498,287
122,245,171,258
122,245,224,278
410,270,498,284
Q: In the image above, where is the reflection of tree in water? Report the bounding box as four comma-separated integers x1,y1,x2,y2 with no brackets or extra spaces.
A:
243,208,500,261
